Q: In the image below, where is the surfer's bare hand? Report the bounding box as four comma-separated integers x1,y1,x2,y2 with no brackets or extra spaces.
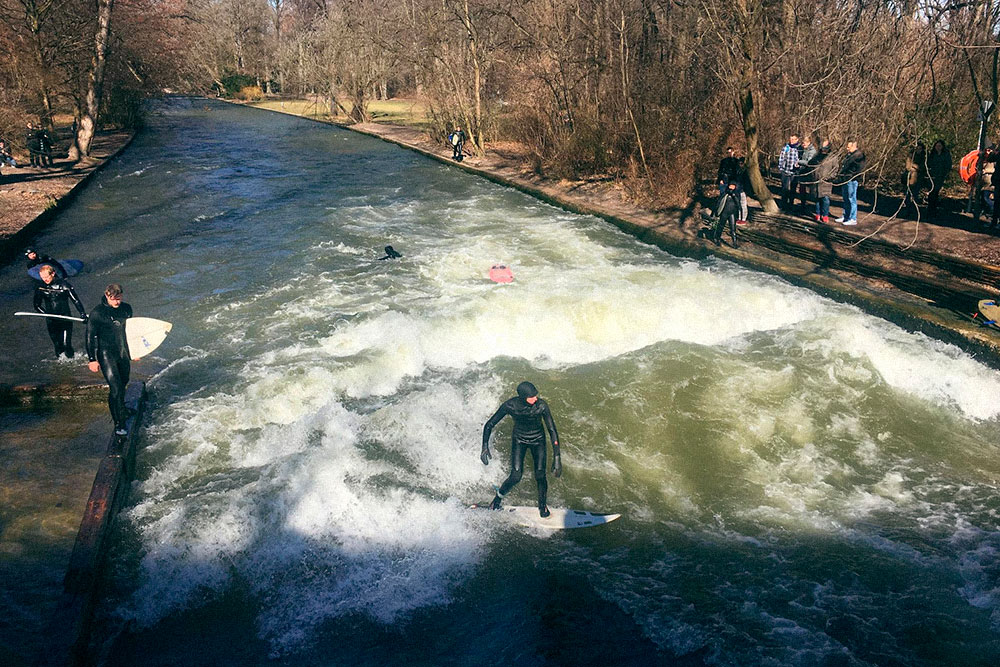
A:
132,358,139,362
87,361,100,373
480,447,491,465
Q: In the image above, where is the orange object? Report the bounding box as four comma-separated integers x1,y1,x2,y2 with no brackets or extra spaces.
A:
959,150,980,184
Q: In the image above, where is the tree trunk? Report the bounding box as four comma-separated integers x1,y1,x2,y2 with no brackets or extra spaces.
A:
734,0,776,213
77,0,116,157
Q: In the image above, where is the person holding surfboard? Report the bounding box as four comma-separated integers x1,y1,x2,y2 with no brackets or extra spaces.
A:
25,248,67,279
86,284,135,436
481,381,562,517
33,263,86,357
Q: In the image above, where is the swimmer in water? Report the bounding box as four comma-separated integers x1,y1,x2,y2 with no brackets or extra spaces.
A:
378,245,402,260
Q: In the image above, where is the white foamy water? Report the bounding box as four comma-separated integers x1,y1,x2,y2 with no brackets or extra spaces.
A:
92,101,1000,664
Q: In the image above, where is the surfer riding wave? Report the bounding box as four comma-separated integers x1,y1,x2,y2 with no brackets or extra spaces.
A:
481,381,562,517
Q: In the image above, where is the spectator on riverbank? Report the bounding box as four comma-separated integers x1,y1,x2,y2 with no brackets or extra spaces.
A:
806,140,838,223
39,126,54,167
449,127,466,161
718,147,741,191
837,139,866,226
926,140,952,217
778,134,801,211
794,135,817,210
902,141,926,214
25,122,41,168
0,139,16,168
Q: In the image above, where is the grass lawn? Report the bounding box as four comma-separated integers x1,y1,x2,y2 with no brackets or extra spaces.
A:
249,98,432,129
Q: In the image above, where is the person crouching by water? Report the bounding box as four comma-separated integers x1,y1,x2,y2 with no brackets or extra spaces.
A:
33,264,86,358
378,245,402,260
87,284,134,436
481,381,562,517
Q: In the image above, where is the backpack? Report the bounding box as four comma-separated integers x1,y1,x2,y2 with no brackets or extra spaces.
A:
960,150,979,184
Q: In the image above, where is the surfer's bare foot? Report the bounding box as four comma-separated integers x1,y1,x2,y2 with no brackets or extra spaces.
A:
539,506,550,518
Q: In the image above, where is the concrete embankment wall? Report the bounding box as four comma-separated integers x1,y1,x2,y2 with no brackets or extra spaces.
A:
33,381,146,667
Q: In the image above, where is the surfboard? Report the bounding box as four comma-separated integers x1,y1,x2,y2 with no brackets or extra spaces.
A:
978,299,1000,329
14,311,86,322
27,259,84,280
470,504,620,530
489,264,514,284
126,317,172,359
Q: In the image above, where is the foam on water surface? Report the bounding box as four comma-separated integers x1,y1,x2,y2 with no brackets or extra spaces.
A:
79,100,1000,664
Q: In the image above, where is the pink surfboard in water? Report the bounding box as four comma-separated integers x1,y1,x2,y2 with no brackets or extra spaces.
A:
489,264,514,283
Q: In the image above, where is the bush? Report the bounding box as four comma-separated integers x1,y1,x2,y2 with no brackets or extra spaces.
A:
218,74,257,98
236,85,264,101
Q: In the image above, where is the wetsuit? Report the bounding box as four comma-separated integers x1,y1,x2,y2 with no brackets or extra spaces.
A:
86,297,133,429
33,276,86,356
26,253,67,279
482,392,560,512
378,245,402,260
450,130,466,160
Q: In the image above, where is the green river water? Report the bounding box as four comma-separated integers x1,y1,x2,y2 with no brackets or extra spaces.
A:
2,99,999,666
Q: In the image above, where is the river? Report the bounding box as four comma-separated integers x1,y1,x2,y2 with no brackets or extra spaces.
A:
3,98,999,665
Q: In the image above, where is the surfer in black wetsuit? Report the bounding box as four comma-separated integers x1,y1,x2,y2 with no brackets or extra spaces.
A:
86,284,134,436
378,245,402,260
25,248,66,278
33,263,86,357
481,381,562,517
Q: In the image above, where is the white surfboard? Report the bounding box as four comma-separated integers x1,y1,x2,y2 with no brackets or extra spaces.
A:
126,317,172,359
15,311,86,322
471,504,620,530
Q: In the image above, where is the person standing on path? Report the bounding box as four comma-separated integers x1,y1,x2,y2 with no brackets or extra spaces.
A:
86,284,135,436
778,134,801,211
449,127,466,161
481,381,562,517
33,264,86,358
794,136,817,210
926,140,952,218
837,139,867,226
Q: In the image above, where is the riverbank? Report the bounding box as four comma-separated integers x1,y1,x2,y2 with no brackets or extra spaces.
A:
236,98,1000,368
0,130,135,263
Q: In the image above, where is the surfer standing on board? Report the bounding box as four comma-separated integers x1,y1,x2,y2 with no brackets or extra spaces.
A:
481,381,562,517
87,284,134,436
33,264,86,358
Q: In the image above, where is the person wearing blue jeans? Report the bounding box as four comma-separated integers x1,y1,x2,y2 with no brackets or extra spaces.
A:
836,140,866,225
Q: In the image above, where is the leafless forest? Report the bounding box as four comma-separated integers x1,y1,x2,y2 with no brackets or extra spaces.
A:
2,0,999,207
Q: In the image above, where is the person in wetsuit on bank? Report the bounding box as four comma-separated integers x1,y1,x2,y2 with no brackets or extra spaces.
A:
33,264,86,357
25,248,66,278
481,381,562,517
86,284,134,436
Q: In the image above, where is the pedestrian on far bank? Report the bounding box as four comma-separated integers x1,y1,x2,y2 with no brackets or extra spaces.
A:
33,264,86,358
794,136,817,210
837,139,866,226
449,126,466,161
901,141,926,214
39,126,54,167
25,122,40,168
926,140,952,217
778,134,801,211
87,284,135,436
